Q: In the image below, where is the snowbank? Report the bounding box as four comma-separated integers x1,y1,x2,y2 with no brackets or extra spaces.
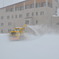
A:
26,25,57,35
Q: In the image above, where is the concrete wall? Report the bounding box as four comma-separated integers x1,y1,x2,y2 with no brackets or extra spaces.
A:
0,0,59,33
52,16,59,29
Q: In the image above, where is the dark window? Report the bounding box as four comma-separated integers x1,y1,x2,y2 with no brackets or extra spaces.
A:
12,15,14,18
40,11,44,15
48,2,52,8
1,23,4,26
19,14,22,18
36,12,38,16
8,22,12,26
6,8,14,12
26,13,29,17
41,2,46,7
20,6,24,10
36,3,40,8
36,20,38,24
56,23,59,25
7,16,10,19
30,4,34,8
15,7,18,11
6,9,9,12
10,8,14,12
1,16,4,19
32,12,34,16
15,15,17,18
25,5,29,9
55,0,58,2
25,20,29,24
1,30,3,33
8,29,11,32
55,7,58,15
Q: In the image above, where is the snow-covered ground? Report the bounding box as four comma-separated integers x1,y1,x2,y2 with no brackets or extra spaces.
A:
0,33,59,59
0,25,59,59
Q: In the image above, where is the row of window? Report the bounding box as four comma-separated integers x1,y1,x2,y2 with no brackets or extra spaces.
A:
6,2,52,12
0,11,44,19
0,14,22,19
25,20,38,24
0,19,39,27
0,22,12,26
0,29,11,33
0,20,38,33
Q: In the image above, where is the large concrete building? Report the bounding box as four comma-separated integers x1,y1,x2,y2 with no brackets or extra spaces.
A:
0,0,59,33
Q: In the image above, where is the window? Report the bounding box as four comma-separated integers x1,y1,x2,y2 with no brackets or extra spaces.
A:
36,3,40,8
10,8,13,11
32,12,34,16
25,5,27,9
56,8,59,15
8,29,11,32
19,14,22,18
25,4,34,9
26,13,29,17
7,16,10,19
36,12,38,16
56,23,59,25
15,15,17,18
43,2,46,7
6,9,9,12
25,20,29,24
30,4,34,8
1,30,3,33
48,2,52,8
12,15,14,18
36,20,38,24
55,7,58,15
15,7,18,11
1,23,4,26
6,8,14,12
25,5,30,9
1,16,4,19
40,11,44,15
15,6,24,11
55,0,59,2
41,2,46,7
20,6,24,10
8,22,12,26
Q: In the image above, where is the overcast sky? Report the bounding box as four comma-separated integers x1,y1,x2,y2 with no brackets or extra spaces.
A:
0,0,24,8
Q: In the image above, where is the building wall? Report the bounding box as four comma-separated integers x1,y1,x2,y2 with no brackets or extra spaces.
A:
0,0,59,33
52,17,59,28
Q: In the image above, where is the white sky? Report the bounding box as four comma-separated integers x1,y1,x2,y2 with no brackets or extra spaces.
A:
0,0,24,8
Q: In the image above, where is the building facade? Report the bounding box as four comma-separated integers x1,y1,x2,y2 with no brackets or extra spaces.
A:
0,0,59,33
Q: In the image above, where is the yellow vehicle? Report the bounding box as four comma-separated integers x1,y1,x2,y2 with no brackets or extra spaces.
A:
10,24,27,40
14,27,24,34
10,31,19,36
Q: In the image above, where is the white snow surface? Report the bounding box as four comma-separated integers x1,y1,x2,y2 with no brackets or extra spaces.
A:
0,33,59,59
0,25,59,59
